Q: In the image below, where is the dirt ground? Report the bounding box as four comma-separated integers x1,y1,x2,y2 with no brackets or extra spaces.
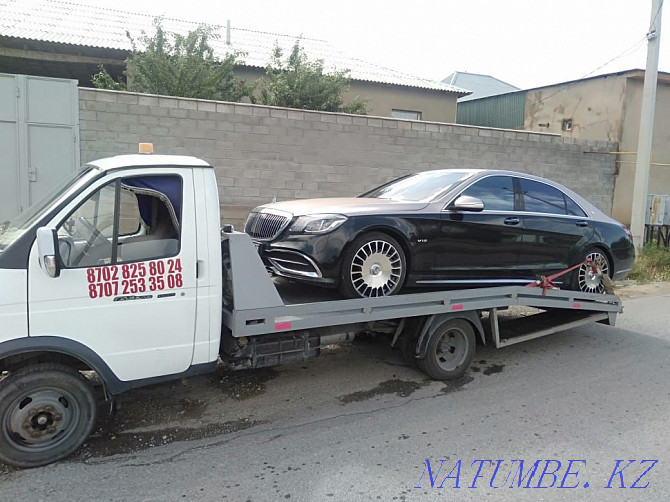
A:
613,280,670,299
1,280,668,475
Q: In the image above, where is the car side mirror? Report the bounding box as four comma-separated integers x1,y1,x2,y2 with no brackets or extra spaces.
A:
36,227,61,278
452,195,484,212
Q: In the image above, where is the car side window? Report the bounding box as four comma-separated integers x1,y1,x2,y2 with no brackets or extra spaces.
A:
566,196,587,217
460,176,515,211
520,179,568,215
56,175,182,268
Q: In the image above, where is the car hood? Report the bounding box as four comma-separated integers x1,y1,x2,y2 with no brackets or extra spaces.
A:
253,197,430,217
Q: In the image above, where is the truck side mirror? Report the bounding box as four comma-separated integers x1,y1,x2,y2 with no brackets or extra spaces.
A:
36,227,61,278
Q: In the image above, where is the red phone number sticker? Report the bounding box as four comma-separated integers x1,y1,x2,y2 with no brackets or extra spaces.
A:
86,258,183,299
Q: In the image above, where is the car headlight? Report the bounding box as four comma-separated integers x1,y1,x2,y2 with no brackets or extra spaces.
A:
289,214,348,234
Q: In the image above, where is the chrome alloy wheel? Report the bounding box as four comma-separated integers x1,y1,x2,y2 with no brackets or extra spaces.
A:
350,240,403,297
578,251,610,294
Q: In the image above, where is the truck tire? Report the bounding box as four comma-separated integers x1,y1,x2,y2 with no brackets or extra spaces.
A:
417,319,476,380
339,232,406,298
0,363,97,468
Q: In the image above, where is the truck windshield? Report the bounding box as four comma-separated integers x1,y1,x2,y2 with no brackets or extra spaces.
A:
0,167,99,252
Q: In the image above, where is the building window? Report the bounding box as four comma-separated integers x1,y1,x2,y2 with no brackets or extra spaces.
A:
562,119,573,131
392,109,422,120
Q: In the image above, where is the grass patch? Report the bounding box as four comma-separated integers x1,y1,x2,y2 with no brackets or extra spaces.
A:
627,244,670,283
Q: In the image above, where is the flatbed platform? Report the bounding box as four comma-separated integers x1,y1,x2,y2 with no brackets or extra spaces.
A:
222,232,622,340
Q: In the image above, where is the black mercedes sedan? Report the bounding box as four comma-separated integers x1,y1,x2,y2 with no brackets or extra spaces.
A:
245,169,635,298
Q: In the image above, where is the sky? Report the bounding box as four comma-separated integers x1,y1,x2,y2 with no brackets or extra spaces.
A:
75,0,668,90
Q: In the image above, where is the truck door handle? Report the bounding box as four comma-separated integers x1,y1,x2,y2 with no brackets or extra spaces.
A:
576,221,589,227
504,217,520,225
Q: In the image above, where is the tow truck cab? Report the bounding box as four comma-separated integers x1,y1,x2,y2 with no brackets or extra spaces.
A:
0,154,224,391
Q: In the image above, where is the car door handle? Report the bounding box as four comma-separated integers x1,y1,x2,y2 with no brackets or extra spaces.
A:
504,217,520,225
576,221,589,227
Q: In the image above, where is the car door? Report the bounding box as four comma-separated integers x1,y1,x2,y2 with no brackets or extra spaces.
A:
28,168,198,382
517,177,594,282
433,175,525,284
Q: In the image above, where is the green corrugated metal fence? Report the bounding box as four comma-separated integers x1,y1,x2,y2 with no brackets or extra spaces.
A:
457,92,526,129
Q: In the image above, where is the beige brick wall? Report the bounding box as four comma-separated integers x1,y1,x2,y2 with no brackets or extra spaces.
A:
79,88,619,228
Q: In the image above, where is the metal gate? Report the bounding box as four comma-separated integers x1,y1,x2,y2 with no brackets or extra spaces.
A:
0,73,79,222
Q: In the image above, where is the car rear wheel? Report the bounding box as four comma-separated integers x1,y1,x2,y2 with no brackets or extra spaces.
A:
339,232,406,298
573,248,611,294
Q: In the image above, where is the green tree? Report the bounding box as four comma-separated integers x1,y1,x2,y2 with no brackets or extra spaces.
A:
92,18,252,101
259,40,368,114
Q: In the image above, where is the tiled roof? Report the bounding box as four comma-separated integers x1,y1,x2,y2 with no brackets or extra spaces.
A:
0,0,469,95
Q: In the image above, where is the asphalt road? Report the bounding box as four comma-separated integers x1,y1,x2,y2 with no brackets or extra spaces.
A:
1,284,669,501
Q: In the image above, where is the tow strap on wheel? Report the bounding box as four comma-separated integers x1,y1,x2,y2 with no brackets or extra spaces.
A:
526,259,613,296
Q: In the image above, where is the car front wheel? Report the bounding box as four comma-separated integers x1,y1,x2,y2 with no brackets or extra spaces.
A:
339,232,406,298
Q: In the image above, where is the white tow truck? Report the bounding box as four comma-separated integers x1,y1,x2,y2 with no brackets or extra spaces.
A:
0,149,622,468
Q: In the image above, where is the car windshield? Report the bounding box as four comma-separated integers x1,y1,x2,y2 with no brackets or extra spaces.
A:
0,166,99,252
361,170,477,202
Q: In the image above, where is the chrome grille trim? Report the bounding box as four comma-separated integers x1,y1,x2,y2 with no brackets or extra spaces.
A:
266,249,323,278
244,209,293,241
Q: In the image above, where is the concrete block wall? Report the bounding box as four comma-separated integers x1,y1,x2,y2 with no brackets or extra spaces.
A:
79,89,619,228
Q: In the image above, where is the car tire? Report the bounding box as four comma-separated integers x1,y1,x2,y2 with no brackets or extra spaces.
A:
0,363,97,468
571,247,612,294
339,232,407,298
416,319,476,380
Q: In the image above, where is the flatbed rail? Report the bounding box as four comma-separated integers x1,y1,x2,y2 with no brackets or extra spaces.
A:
223,285,620,337
221,231,621,339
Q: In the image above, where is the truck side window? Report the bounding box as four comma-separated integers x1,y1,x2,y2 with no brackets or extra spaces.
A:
56,175,182,268
57,182,117,268
116,176,182,263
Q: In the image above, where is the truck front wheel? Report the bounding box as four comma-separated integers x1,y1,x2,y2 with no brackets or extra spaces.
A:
0,363,97,468
417,319,476,380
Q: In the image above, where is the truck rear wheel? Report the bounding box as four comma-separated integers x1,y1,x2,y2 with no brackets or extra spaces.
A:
417,319,476,380
0,363,97,468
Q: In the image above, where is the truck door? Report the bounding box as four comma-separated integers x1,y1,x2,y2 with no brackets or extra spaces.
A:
27,168,198,382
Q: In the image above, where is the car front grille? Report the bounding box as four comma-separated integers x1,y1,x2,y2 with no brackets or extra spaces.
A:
245,210,292,240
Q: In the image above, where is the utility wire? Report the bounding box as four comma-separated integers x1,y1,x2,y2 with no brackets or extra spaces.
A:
542,0,664,106
461,36,648,128
649,0,664,33
518,0,663,124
